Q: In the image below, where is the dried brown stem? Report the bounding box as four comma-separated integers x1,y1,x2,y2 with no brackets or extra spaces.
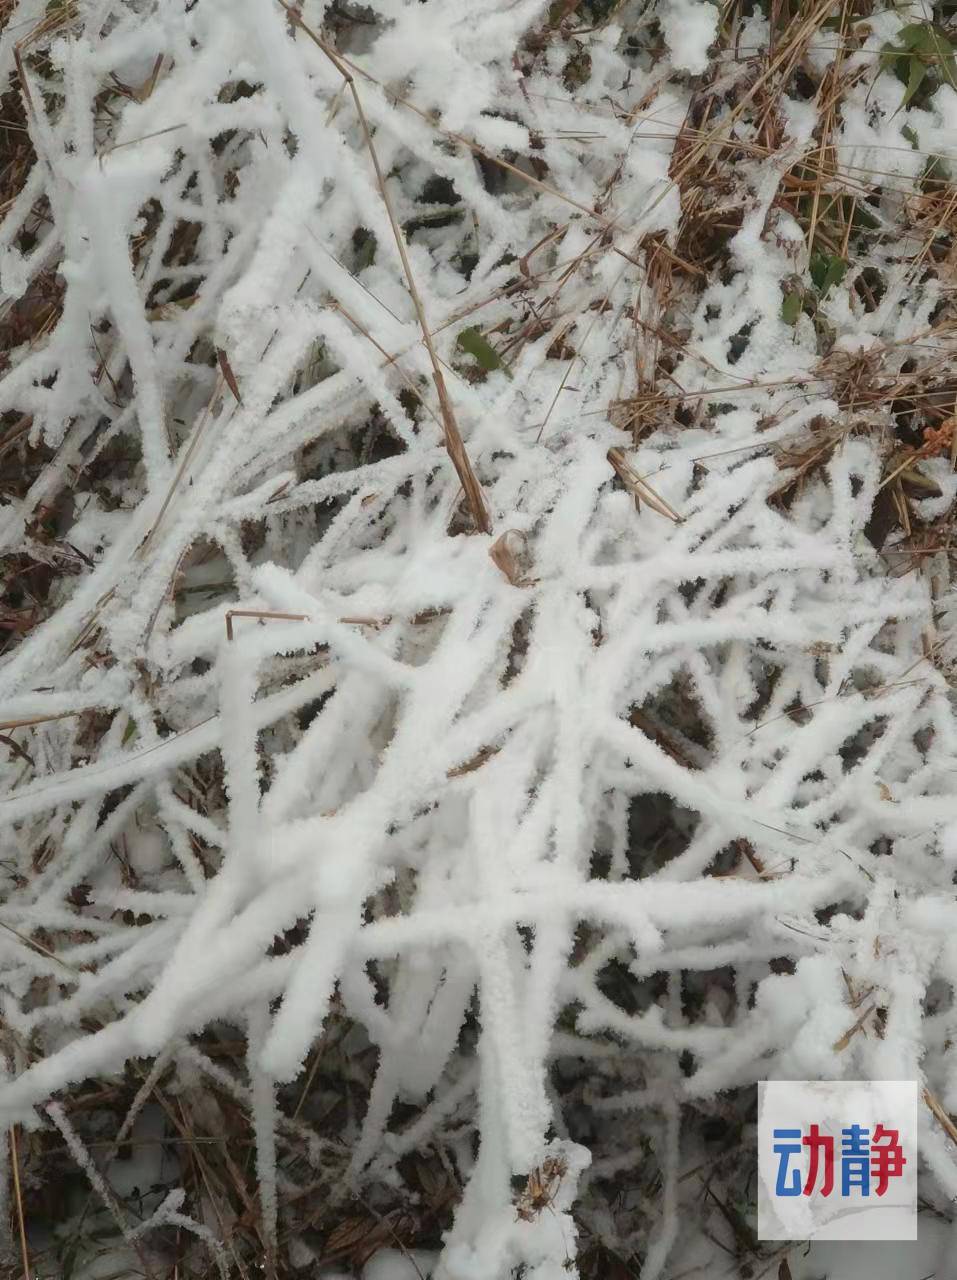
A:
279,0,491,534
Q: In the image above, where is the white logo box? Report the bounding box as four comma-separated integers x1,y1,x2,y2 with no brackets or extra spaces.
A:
758,1080,918,1241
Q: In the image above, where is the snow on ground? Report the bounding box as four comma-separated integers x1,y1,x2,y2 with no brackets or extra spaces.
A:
0,0,957,1276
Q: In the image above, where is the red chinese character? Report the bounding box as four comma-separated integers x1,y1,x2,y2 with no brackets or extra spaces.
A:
870,1124,906,1196
802,1124,835,1197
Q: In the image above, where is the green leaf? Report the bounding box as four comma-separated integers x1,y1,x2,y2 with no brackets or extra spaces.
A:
352,227,377,273
932,32,957,91
122,719,138,745
883,22,957,106
908,21,957,79
902,54,927,107
924,152,951,185
810,253,847,297
895,22,927,49
820,257,848,296
781,290,803,326
456,327,511,376
851,203,881,232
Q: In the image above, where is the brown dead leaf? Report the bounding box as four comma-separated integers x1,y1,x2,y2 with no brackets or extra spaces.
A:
217,348,243,405
489,529,530,585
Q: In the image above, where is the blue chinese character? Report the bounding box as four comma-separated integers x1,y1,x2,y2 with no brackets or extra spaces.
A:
841,1124,871,1196
773,1128,803,1196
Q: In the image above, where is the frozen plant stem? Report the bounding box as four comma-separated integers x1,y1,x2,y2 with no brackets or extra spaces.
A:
278,0,491,535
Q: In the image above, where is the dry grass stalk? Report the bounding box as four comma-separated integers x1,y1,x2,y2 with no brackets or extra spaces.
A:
607,448,682,521
278,0,491,535
224,609,309,642
9,1126,31,1280
924,1087,957,1148
831,1001,877,1052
